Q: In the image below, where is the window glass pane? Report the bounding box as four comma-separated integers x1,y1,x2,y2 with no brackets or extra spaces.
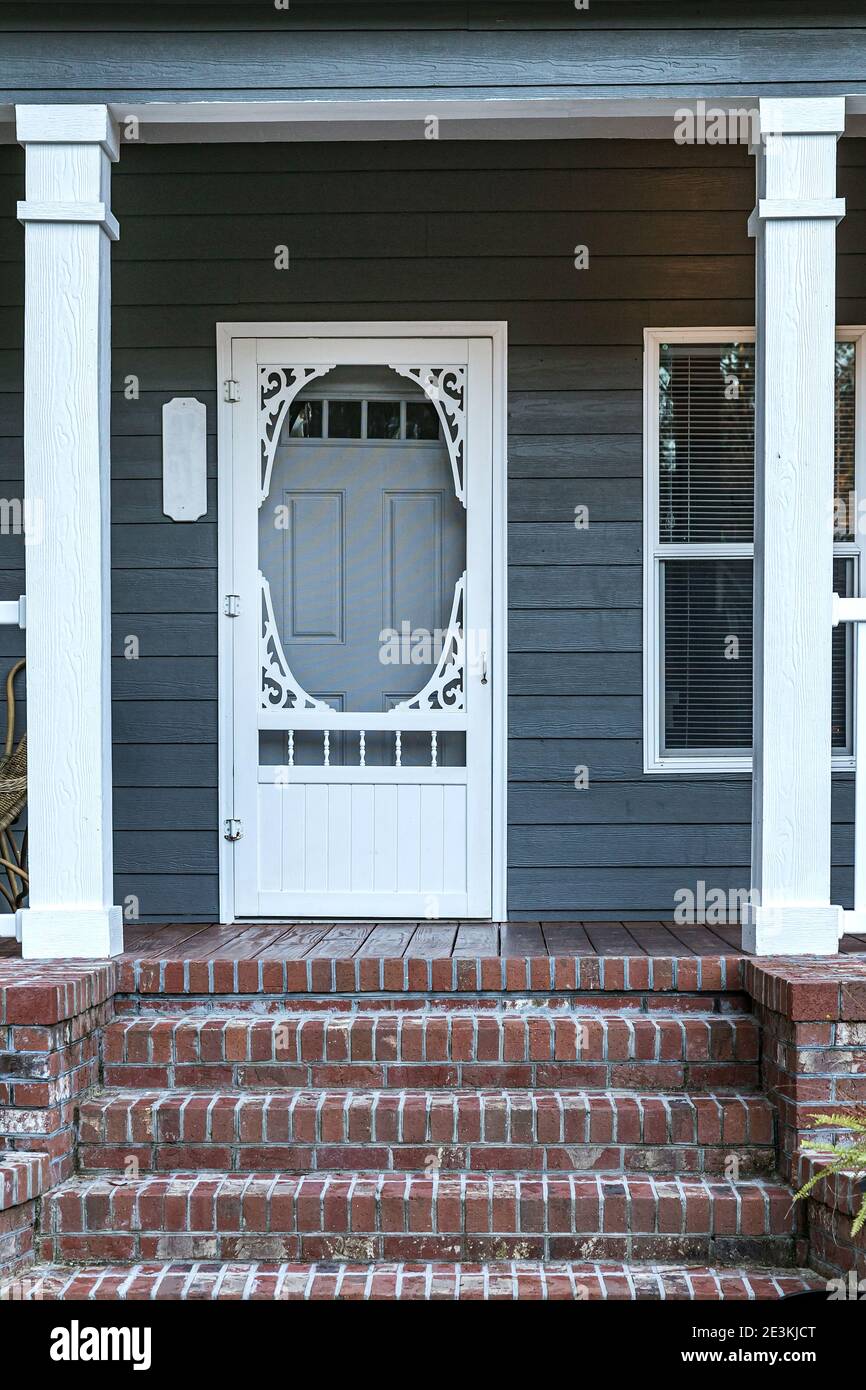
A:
367,400,402,439
833,555,854,752
327,400,362,438
662,558,753,752
288,400,323,438
659,342,755,543
662,555,853,755
656,336,857,762
405,401,440,440
834,342,856,540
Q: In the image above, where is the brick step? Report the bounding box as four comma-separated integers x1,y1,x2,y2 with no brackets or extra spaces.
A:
2,1260,823,1302
103,1011,760,1092
78,1088,777,1176
40,1173,803,1266
120,951,745,999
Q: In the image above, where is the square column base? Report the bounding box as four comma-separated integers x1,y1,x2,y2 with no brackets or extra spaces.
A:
741,903,843,956
17,906,124,959
842,908,866,937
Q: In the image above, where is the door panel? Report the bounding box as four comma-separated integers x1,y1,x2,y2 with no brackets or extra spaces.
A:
230,336,493,919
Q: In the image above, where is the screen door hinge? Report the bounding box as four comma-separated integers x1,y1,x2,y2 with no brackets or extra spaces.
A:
223,378,241,403
224,594,241,617
224,818,243,842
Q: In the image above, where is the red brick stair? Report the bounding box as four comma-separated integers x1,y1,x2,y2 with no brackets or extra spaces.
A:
2,945,826,1301
10,1259,823,1302
101,1009,761,1090
39,1171,800,1266
77,1088,777,1176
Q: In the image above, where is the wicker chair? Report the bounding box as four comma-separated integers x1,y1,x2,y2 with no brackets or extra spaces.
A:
0,659,27,911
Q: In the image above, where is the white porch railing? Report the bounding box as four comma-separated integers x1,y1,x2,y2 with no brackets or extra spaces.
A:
0,598,26,630
833,591,866,936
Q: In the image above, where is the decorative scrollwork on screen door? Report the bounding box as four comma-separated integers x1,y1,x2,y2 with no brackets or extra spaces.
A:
388,364,466,506
395,572,466,713
258,365,335,505
260,571,329,711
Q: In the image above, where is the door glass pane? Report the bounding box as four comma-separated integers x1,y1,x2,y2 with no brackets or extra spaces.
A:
260,366,466,714
405,400,440,440
288,400,323,438
367,400,402,439
326,400,362,438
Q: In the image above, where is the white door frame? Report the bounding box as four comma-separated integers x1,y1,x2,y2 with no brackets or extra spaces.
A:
216,320,508,922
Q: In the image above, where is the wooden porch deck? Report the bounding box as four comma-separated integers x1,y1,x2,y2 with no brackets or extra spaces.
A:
2,920,866,961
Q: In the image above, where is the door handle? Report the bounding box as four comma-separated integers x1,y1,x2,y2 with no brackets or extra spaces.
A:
480,651,488,685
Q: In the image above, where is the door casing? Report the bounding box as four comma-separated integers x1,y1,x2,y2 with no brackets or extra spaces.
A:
216,321,508,922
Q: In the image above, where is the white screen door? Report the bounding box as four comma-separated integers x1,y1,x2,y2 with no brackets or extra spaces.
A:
227,334,494,918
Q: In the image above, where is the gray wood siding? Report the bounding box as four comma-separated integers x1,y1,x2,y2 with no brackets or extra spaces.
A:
3,3,866,102
1,135,864,918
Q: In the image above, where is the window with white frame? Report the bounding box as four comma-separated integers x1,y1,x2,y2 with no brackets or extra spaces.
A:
643,327,863,773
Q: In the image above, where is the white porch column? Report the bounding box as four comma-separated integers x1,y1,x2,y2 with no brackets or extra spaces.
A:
744,97,846,955
15,105,122,959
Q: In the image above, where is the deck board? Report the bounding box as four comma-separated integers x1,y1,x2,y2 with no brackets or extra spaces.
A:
169,925,279,959
121,922,214,956
499,923,547,957
2,918,865,962
305,924,375,957
254,925,332,959
703,923,743,950
452,924,499,957
541,922,595,955
223,925,301,957
666,925,740,957
621,923,685,956
404,924,458,957
583,924,637,956
354,924,417,957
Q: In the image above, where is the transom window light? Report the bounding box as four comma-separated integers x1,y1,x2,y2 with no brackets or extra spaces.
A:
287,398,440,442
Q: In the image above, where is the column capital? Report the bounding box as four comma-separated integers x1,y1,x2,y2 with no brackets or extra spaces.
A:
15,105,120,241
749,99,846,238
15,103,119,159
756,97,846,139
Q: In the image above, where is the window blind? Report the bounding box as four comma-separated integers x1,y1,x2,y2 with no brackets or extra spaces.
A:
662,556,852,754
657,339,856,758
659,342,755,544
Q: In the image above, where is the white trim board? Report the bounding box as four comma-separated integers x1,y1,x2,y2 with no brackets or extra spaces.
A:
3,96,865,144
216,320,508,924
642,325,866,776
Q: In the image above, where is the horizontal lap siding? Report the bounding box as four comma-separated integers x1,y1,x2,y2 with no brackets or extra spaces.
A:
0,133,864,918
2,2,866,101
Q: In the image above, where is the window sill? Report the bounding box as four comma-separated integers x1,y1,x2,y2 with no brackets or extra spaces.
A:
644,754,855,774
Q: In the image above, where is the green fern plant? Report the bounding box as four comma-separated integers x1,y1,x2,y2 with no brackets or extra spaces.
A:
794,1107,866,1237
